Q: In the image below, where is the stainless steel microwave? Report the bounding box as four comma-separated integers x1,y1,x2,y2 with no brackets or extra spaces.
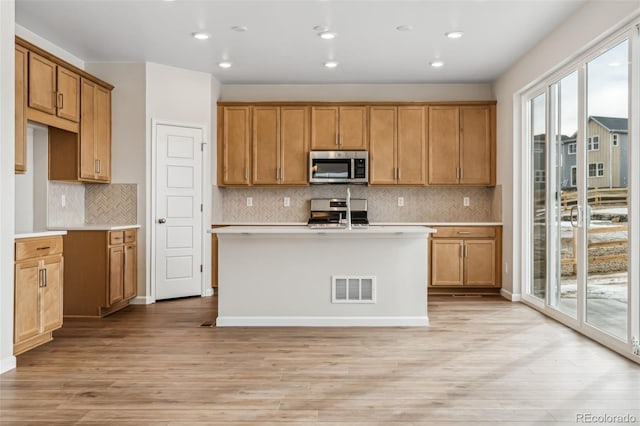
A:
309,151,368,184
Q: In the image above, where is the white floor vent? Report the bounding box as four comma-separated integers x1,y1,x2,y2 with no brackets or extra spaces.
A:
332,276,376,303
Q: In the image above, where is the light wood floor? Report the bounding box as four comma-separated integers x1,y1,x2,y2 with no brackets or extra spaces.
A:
1,296,639,425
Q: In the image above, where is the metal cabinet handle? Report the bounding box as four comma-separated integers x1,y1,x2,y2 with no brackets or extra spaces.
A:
43,268,47,287
58,92,63,109
457,231,471,235
36,246,51,250
398,168,401,181
158,218,167,224
244,167,248,181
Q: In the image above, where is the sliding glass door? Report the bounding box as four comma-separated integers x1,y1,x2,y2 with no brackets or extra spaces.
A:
524,34,635,355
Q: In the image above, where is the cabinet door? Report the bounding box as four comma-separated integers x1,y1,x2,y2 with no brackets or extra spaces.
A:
431,239,463,286
280,106,309,185
80,79,97,180
222,106,251,185
252,106,280,185
109,245,124,305
464,240,496,286
94,85,111,182
56,67,80,122
15,45,27,174
28,52,56,115
397,106,426,185
14,261,41,344
311,107,339,150
369,106,397,184
460,106,492,185
124,244,137,300
339,106,367,150
428,106,459,185
41,256,63,333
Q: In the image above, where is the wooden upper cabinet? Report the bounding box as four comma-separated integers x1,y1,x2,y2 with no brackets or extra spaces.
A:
56,67,80,122
78,79,111,182
28,51,80,123
397,106,425,185
94,85,111,182
428,106,460,185
80,79,96,180
280,106,309,185
311,107,339,150
220,106,251,185
369,106,425,185
252,106,310,186
28,52,56,115
15,45,27,174
428,105,494,186
311,106,367,150
369,106,397,185
460,106,492,185
252,107,280,185
339,106,367,150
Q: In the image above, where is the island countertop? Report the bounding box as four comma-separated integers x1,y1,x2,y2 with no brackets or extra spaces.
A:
209,225,435,235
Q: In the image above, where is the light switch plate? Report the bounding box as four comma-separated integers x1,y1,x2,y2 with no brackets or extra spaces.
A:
463,197,470,207
397,197,404,207
284,197,290,207
246,197,253,207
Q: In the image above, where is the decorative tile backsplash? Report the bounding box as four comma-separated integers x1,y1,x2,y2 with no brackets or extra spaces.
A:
85,184,138,225
219,185,501,223
47,182,85,227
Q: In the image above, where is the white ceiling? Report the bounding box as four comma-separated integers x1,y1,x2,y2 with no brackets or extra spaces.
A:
15,0,586,84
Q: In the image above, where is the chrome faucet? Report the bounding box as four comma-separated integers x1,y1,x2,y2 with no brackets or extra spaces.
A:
346,187,352,230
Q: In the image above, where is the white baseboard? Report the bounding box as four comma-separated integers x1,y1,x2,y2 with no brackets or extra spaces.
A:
216,316,429,327
129,296,154,305
500,288,522,302
202,288,214,297
0,355,16,374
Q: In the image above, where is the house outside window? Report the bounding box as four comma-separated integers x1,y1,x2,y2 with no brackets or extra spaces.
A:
588,162,605,177
612,134,619,146
568,143,576,154
571,166,577,187
588,135,600,151
535,170,545,183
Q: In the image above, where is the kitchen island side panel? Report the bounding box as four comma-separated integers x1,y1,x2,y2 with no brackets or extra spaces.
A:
217,232,428,326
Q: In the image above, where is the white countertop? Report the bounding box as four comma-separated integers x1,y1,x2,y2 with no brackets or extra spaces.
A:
212,222,502,227
15,230,67,239
211,225,435,235
48,224,141,231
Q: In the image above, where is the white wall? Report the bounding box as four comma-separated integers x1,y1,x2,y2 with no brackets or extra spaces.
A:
85,62,147,300
493,0,640,299
14,129,34,234
15,24,84,69
0,0,16,374
221,83,494,102
145,62,213,300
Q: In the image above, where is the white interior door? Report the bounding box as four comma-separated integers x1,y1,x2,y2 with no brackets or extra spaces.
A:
155,124,203,300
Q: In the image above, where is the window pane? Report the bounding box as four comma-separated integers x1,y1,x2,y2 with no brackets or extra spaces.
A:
585,39,628,340
531,93,546,300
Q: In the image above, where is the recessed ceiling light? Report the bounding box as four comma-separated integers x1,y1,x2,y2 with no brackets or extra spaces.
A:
192,32,211,40
445,31,464,39
430,61,444,68
324,61,339,69
218,61,232,69
231,26,248,32
396,25,413,32
318,31,336,40
313,25,329,32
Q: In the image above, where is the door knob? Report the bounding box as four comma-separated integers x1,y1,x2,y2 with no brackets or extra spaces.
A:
158,218,166,224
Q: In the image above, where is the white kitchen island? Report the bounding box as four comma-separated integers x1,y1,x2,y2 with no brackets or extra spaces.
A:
210,225,435,327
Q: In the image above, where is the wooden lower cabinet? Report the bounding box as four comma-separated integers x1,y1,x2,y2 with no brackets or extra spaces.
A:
14,236,64,355
429,226,501,294
63,229,137,317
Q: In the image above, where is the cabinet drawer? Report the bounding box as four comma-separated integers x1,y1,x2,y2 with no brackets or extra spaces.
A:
124,230,136,243
431,226,496,239
15,236,63,261
109,231,124,245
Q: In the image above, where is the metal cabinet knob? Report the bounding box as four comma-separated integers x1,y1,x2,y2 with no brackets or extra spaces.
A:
158,218,167,224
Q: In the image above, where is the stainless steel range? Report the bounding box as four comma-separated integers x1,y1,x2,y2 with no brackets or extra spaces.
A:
307,198,369,228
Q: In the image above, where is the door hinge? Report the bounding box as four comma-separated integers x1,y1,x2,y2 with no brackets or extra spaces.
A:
201,204,203,212
201,143,205,152
200,264,203,273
